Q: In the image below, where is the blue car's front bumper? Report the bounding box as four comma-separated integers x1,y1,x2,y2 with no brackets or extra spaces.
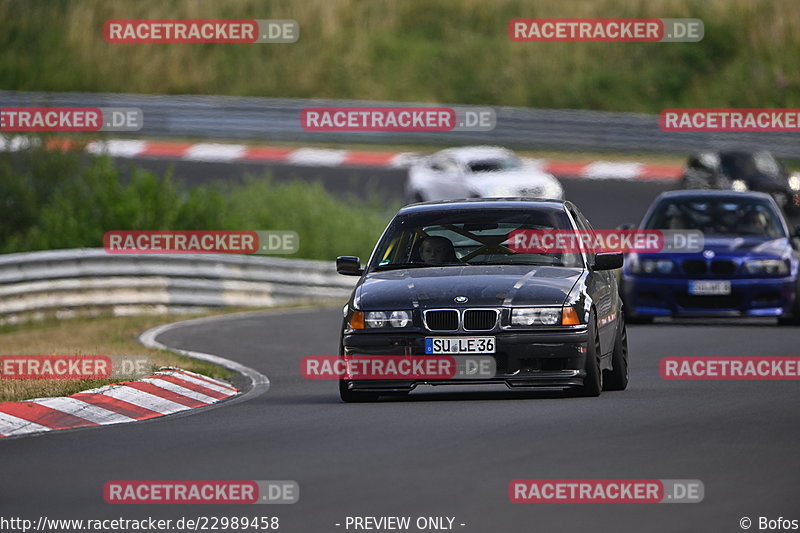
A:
621,274,796,318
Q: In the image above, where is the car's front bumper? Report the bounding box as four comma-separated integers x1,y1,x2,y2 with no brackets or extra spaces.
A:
621,274,796,318
341,327,589,392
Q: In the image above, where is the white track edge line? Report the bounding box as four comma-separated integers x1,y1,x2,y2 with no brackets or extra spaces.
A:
138,312,271,403
0,309,304,440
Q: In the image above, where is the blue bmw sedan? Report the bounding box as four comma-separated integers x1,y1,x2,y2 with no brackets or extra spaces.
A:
621,190,800,324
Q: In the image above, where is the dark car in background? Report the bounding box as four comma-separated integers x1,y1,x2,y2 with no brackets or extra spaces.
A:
335,199,627,402
680,150,800,212
621,190,800,324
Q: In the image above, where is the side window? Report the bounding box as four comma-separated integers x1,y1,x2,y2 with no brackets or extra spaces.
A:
568,205,592,233
566,205,595,263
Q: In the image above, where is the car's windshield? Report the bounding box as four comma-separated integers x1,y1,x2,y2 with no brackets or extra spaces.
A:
644,196,786,238
720,152,781,179
467,156,522,173
370,208,584,269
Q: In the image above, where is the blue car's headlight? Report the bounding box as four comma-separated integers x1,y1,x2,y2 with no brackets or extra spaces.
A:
363,310,412,328
743,259,789,276
631,257,674,274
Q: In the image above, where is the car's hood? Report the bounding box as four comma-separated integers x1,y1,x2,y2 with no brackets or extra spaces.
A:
354,265,583,309
638,236,791,260
464,170,560,197
698,236,790,257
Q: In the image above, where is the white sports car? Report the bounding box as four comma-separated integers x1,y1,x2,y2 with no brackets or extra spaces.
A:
405,146,564,204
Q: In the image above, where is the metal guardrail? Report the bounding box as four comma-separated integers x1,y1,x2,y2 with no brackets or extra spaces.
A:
0,249,356,323
1,91,798,158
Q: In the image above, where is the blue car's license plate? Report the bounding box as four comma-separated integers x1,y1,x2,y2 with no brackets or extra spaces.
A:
425,337,496,354
689,280,731,295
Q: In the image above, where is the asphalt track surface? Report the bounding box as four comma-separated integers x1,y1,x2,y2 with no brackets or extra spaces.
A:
1,160,799,533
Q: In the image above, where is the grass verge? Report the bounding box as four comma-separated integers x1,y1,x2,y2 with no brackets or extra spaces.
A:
0,313,237,402
3,0,799,113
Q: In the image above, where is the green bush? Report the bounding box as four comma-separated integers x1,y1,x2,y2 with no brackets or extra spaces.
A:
0,146,396,260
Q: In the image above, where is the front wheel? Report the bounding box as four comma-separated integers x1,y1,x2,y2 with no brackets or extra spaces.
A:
603,313,629,391
777,280,800,326
573,312,602,397
625,313,653,324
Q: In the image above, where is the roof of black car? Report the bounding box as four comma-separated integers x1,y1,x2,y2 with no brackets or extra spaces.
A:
655,190,774,201
398,198,568,214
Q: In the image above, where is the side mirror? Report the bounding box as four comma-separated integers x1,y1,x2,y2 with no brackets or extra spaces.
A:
592,252,624,271
336,256,363,276
616,223,636,230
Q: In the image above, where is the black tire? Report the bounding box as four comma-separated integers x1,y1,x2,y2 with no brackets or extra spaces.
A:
339,379,379,403
777,290,800,325
573,311,602,397
626,314,654,325
603,312,629,391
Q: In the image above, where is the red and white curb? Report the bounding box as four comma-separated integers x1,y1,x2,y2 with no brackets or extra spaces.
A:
540,160,681,181
0,368,237,438
0,135,682,180
0,311,272,440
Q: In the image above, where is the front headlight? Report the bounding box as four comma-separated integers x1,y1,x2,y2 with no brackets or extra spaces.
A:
743,259,789,275
511,306,580,326
628,253,640,273
640,259,674,274
789,173,800,192
357,310,412,328
731,179,748,192
630,256,673,274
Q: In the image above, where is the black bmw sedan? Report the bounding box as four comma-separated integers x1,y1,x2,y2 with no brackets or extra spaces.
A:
335,199,628,402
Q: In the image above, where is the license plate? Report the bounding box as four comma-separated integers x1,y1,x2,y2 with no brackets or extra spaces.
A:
425,337,496,354
689,280,731,295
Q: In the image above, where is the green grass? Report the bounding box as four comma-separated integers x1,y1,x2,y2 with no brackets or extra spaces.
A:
1,0,799,112
0,313,235,402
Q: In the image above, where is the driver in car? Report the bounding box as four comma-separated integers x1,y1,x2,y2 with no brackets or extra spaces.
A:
737,210,769,236
419,236,458,265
